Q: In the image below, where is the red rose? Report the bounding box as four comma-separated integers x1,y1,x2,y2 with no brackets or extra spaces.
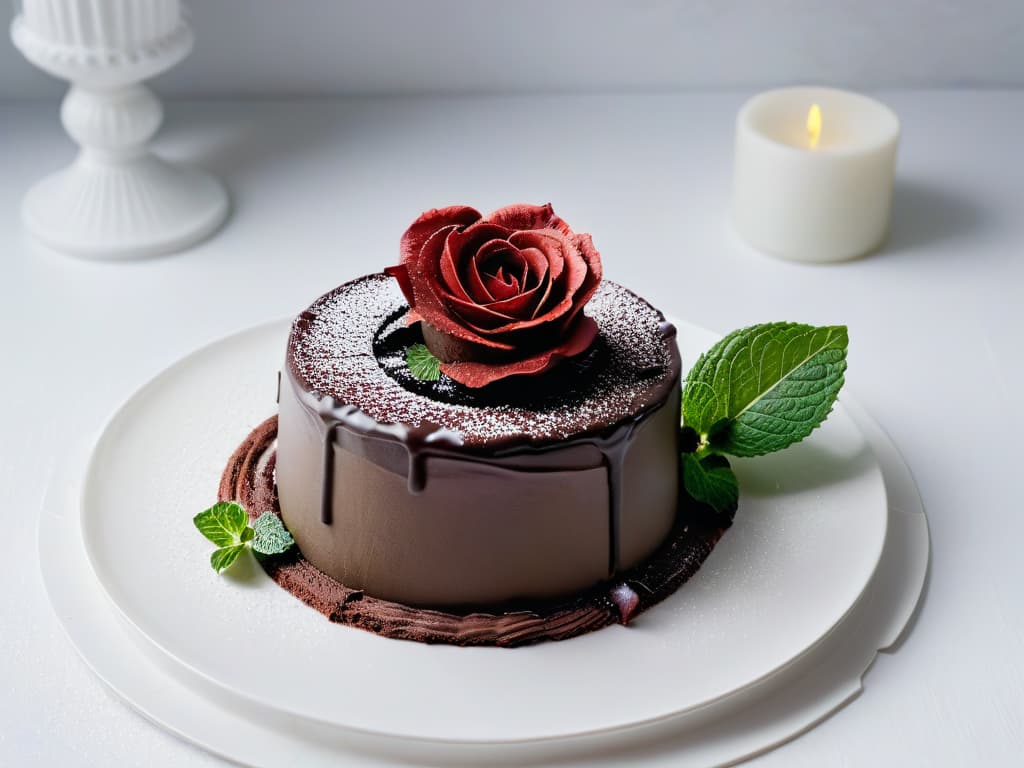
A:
385,203,603,388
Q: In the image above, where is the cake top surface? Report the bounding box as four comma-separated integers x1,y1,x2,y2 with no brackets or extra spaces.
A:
286,273,680,448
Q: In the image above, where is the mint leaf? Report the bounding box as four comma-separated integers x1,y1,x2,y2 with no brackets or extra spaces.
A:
407,343,441,382
194,502,250,547
210,544,247,573
252,512,295,556
682,454,739,514
682,323,848,457
195,501,262,573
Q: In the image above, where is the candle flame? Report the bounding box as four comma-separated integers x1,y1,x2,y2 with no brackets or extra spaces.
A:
807,104,822,149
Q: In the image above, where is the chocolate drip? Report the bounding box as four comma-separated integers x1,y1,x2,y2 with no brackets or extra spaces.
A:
305,386,658,576
591,421,640,576
320,423,337,524
314,394,465,522
403,424,465,493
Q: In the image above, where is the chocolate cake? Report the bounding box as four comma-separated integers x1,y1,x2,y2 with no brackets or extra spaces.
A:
277,274,681,607
218,204,730,645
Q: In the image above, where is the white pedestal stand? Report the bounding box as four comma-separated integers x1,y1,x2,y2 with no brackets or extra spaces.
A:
11,15,228,259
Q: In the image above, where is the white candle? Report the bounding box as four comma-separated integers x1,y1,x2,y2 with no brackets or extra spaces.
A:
732,86,900,263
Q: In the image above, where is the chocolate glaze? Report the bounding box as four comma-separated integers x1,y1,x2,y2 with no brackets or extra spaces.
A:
220,417,729,647
306,388,665,576
319,424,336,524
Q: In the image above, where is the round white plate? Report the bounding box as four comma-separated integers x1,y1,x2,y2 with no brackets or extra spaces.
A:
75,318,889,746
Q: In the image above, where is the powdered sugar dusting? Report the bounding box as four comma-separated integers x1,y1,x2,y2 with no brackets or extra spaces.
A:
287,274,677,446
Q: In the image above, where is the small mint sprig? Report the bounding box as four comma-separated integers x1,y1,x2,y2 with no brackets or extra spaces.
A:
407,343,441,382
680,322,849,515
193,501,295,573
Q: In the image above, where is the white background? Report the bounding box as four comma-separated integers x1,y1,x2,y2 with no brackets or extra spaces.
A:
2,0,1023,98
2,1,1023,766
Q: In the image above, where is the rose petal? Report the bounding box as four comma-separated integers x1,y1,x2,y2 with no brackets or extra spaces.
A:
407,227,517,349
510,230,565,286
443,234,508,304
400,206,480,266
482,248,551,319
508,234,561,318
517,247,548,292
440,316,599,387
557,232,604,330
439,240,476,303
444,224,513,303
445,293,516,331
445,249,550,323
487,203,572,236
477,228,586,333
415,306,517,350
388,224,461,309
408,225,459,300
383,264,415,307
472,239,523,302
483,266,520,301
464,275,545,319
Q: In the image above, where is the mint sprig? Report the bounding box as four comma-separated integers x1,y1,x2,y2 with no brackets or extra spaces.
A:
252,512,295,555
194,501,249,548
210,544,248,573
682,454,739,515
681,322,848,515
407,343,442,382
194,502,294,573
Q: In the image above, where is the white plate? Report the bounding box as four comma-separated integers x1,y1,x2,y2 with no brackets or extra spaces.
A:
41,391,928,767
75,318,889,745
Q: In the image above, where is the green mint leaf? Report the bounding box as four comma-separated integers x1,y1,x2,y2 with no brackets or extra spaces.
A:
251,512,295,556
210,544,247,573
407,343,441,382
682,323,848,457
194,501,250,547
682,454,739,515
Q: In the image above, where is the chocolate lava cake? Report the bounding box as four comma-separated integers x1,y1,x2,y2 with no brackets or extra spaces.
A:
219,204,729,645
278,273,681,606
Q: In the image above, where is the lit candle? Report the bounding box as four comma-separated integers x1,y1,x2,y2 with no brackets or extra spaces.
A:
732,87,900,263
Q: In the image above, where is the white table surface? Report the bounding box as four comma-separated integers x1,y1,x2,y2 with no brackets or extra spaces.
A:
1,91,1021,766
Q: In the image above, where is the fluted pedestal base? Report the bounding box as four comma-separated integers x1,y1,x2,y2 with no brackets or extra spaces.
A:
22,153,228,259
12,10,229,260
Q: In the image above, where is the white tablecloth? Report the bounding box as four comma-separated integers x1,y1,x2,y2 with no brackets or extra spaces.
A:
1,91,1021,766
